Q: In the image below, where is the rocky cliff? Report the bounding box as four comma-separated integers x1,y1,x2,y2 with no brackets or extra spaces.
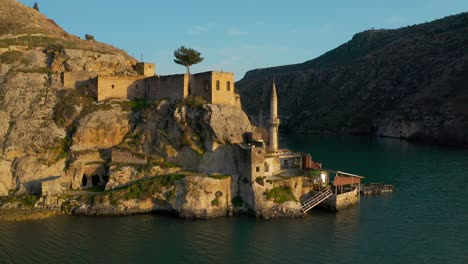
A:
0,0,139,196
236,12,468,147
0,0,320,219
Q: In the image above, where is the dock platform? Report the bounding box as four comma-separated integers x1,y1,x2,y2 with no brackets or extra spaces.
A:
360,183,394,195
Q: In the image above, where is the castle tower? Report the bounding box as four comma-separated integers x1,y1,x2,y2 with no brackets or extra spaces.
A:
269,80,280,152
135,62,156,77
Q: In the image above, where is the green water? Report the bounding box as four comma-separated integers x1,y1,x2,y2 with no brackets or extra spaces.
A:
1,135,467,263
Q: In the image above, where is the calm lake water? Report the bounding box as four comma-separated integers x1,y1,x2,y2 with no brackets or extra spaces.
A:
1,135,467,264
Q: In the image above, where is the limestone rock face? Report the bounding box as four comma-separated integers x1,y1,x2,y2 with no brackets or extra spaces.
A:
0,111,10,141
63,49,134,75
175,176,232,218
0,69,66,194
238,176,315,219
71,104,132,151
0,159,13,196
12,155,67,194
203,104,254,149
0,72,65,160
197,145,237,174
74,175,232,218
105,165,180,191
18,49,48,71
134,103,253,174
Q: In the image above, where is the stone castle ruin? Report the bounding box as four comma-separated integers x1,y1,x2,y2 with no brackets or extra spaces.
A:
63,62,241,107
39,60,361,213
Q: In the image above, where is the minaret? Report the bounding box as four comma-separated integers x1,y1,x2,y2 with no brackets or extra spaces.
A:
269,80,280,152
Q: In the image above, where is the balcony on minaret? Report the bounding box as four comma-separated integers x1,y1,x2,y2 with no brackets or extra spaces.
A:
269,116,280,126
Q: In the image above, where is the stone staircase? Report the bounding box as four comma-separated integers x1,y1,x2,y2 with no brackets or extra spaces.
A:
301,188,333,213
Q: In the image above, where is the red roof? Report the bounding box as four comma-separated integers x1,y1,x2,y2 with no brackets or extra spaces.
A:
333,175,361,186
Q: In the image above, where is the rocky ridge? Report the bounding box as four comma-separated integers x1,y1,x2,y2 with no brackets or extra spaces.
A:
0,0,134,56
236,12,468,147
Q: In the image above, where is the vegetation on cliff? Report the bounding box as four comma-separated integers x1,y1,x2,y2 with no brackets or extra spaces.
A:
265,186,298,204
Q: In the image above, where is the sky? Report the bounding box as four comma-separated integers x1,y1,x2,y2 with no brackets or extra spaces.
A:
19,0,468,80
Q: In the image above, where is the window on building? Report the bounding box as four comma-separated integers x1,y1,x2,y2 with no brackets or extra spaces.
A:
258,151,262,154
264,162,269,172
136,84,139,89
256,167,260,172
216,80,220,90
203,80,209,91
82,174,88,187
112,84,115,89
227,81,231,91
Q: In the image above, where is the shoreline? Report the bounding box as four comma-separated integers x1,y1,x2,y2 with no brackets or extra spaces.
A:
283,130,468,149
0,208,63,222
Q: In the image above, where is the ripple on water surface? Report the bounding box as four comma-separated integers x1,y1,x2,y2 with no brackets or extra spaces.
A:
1,135,467,264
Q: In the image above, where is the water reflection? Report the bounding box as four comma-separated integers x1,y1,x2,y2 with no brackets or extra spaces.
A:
1,135,467,263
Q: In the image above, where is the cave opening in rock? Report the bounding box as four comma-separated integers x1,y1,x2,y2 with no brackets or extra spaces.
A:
92,175,100,187
82,175,88,187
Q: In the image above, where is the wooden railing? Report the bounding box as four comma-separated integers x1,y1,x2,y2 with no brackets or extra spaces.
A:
301,188,333,213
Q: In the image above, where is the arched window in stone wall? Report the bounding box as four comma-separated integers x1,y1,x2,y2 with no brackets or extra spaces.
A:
216,80,220,90
227,81,231,91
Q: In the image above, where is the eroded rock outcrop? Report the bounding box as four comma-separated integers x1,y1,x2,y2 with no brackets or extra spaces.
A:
73,175,232,218
0,159,13,196
105,165,180,191
71,104,133,151
0,30,137,196
235,176,315,219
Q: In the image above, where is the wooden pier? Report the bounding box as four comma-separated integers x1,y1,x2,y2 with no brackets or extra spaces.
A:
360,183,394,195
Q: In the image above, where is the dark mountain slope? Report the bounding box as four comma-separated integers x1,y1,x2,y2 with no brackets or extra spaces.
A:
236,12,468,146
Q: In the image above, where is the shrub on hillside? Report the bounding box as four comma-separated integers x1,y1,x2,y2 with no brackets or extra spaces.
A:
0,51,23,64
85,34,95,41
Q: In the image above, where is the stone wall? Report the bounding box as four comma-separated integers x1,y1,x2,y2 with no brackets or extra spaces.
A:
95,71,239,106
323,189,359,211
145,74,188,102
97,75,146,101
189,72,212,101
63,71,97,89
135,62,155,77
41,178,64,196
210,71,235,105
